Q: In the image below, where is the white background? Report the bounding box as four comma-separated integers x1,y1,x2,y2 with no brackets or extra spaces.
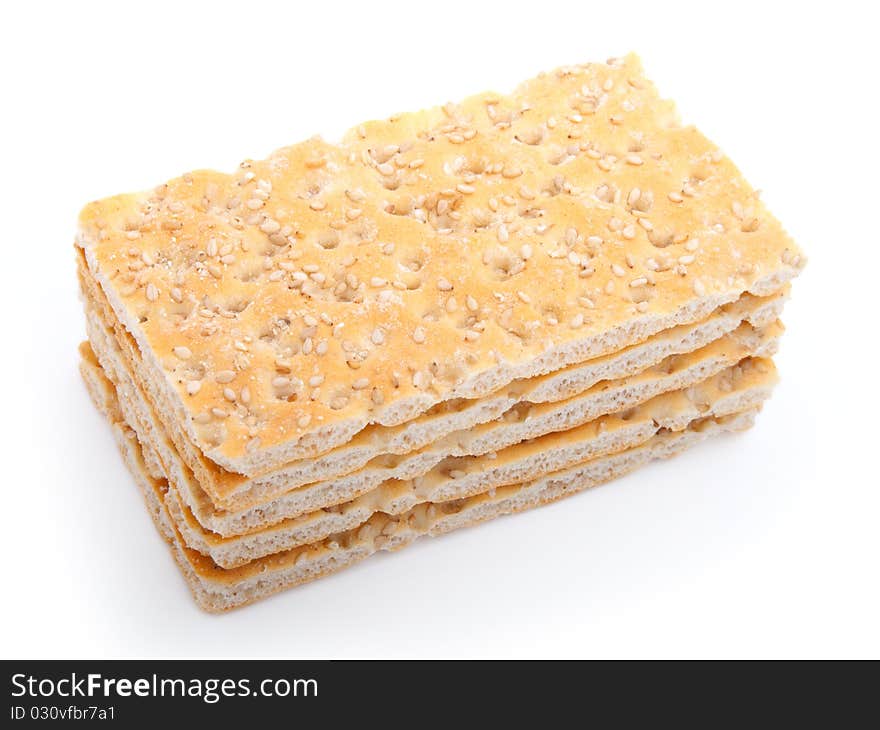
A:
2,0,877,659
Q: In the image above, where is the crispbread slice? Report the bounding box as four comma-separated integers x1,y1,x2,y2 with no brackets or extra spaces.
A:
76,54,803,478
85,348,774,568
82,253,785,512
86,287,781,525
87,364,758,612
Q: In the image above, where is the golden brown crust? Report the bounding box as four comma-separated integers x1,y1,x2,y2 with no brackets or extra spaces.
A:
76,54,803,476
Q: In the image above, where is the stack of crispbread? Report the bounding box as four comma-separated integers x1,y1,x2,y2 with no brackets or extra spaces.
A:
76,54,804,611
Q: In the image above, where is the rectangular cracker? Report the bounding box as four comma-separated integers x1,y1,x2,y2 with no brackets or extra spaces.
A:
76,54,804,478
83,350,775,568
89,367,759,612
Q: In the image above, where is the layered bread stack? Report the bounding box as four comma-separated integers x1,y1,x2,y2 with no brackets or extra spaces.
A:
76,55,804,611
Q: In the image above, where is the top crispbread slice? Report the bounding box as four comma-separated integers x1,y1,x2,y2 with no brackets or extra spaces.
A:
76,54,804,476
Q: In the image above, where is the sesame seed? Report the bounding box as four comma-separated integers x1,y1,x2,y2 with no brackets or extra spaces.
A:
331,393,351,410
173,346,192,360
412,327,426,344
216,370,236,383
170,287,183,303
569,313,584,329
371,328,385,345
622,225,637,240
211,408,228,419
457,183,475,194
352,377,370,390
517,291,531,303
497,224,509,243
260,218,281,234
297,414,311,428
464,329,481,341
625,154,643,166
466,295,479,312
693,278,707,296
668,191,683,203
630,277,648,287
303,314,318,327
186,380,201,395
377,163,394,176
437,278,453,291
240,386,251,404
145,283,158,302
611,263,625,277
678,254,695,265
521,244,533,260
223,387,236,402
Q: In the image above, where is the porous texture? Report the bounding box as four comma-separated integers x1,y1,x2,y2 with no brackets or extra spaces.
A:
83,359,758,612
86,348,775,567
76,53,804,476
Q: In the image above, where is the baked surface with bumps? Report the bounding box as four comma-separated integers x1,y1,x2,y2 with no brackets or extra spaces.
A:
76,54,804,476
